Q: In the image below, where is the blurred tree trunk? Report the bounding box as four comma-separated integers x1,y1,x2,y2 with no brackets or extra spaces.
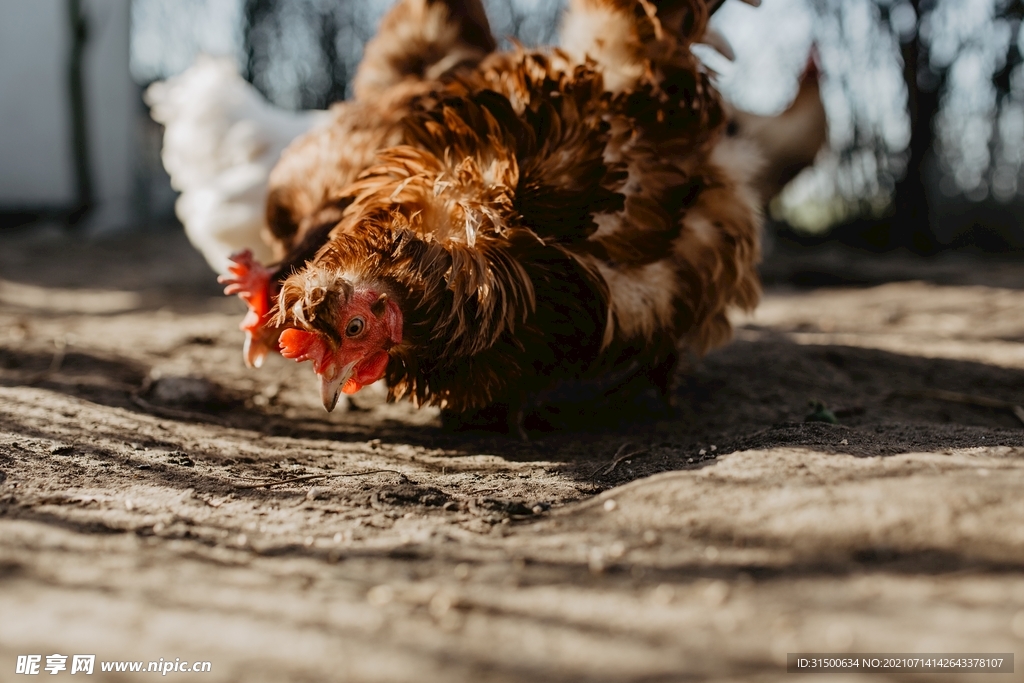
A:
312,6,348,109
243,0,275,89
891,0,940,253
243,0,350,109
67,0,93,224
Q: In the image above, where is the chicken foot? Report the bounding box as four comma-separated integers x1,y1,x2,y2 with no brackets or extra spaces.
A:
219,249,278,368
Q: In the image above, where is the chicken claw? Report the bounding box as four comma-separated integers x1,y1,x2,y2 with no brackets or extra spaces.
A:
219,250,271,308
218,250,277,368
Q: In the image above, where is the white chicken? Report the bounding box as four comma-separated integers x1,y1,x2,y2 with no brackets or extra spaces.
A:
145,56,329,274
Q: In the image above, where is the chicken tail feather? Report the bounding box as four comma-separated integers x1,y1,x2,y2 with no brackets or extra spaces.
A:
353,0,496,100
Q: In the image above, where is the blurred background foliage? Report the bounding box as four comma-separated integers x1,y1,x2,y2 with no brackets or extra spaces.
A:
86,0,1024,251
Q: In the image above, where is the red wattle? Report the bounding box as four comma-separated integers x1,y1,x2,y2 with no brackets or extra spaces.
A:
341,350,391,395
356,350,391,384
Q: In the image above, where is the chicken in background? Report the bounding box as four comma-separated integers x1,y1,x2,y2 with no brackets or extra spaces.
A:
724,49,827,204
145,57,329,275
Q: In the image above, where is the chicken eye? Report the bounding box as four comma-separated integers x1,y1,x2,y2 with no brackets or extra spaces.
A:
345,317,365,337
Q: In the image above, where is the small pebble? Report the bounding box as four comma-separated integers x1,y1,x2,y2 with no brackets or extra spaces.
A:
149,375,217,406
167,452,194,467
603,499,618,512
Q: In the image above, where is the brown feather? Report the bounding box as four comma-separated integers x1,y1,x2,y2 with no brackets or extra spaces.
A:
354,0,495,100
262,0,762,419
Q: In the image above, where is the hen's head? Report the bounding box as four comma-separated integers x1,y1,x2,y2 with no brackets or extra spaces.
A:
275,272,403,411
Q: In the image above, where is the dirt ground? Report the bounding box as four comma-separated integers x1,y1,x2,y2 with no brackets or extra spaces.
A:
1,225,1023,682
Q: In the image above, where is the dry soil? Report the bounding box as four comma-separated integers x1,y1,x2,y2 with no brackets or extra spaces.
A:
1,226,1023,682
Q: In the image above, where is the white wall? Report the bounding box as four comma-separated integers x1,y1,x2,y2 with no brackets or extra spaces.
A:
0,0,137,230
0,0,76,206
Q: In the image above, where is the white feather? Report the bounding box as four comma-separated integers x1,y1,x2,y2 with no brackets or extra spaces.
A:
145,56,329,274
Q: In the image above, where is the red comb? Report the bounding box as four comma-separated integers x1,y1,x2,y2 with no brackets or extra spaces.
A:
279,329,329,373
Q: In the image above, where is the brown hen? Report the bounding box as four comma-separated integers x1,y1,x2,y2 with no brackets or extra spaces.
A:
225,0,763,436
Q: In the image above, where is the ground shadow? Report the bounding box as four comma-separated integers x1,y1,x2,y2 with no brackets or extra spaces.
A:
3,334,1023,494
762,237,1024,290
0,227,227,314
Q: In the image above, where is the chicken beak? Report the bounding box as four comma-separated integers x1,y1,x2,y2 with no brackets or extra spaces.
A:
319,362,356,412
